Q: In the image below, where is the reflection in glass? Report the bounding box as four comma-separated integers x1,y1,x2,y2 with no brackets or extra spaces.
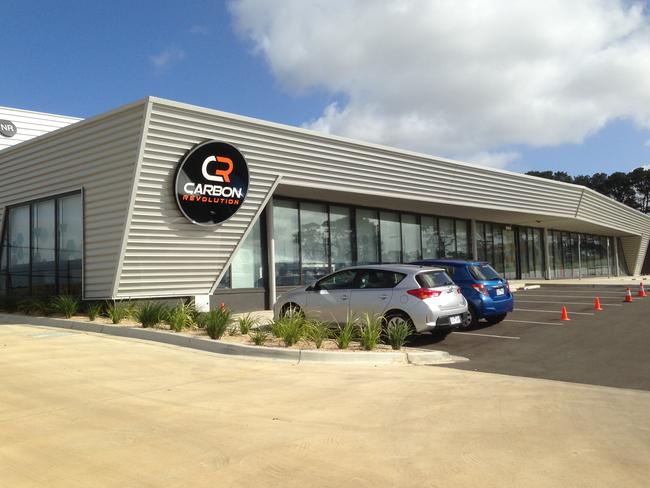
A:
356,208,379,265
380,211,401,263
421,216,439,259
401,214,421,262
8,205,30,295
32,200,56,295
330,206,352,271
438,218,455,257
230,218,264,288
58,194,82,295
300,202,329,283
455,219,469,259
273,200,300,286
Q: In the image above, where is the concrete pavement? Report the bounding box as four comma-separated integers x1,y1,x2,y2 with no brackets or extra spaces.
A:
1,322,649,488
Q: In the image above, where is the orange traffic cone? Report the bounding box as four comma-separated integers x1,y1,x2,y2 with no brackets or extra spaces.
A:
624,288,633,303
594,297,603,311
560,306,571,321
639,281,647,298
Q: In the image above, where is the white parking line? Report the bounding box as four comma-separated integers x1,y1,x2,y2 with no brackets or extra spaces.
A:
504,319,561,326
514,308,595,315
516,300,623,307
452,331,520,339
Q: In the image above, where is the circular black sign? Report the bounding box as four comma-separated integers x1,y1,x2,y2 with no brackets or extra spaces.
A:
174,141,249,226
0,120,17,138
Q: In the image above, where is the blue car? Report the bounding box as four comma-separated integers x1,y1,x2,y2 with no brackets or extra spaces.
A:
410,259,514,328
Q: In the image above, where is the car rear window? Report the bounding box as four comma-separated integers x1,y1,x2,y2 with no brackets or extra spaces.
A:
357,270,406,289
468,264,502,281
416,271,455,288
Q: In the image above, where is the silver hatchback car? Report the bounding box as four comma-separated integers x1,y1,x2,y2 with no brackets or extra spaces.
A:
273,264,468,333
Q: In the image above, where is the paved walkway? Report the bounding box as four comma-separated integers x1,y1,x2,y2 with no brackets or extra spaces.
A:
1,321,649,487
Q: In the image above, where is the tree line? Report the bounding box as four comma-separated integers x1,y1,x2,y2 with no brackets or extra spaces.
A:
525,167,650,214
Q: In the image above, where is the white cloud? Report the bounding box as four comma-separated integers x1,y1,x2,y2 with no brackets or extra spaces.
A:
230,0,650,168
150,46,186,72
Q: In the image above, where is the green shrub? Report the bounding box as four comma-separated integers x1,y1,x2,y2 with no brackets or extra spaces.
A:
272,314,306,347
335,317,357,349
205,307,232,339
134,302,169,328
106,301,131,324
385,319,412,350
238,313,259,335
306,320,330,349
50,295,79,318
167,302,194,332
86,302,103,321
358,313,383,351
250,328,268,346
18,298,51,316
195,312,208,328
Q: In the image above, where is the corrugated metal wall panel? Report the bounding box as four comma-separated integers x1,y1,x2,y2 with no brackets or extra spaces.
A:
0,102,146,299
144,104,585,217
576,190,649,236
116,104,280,296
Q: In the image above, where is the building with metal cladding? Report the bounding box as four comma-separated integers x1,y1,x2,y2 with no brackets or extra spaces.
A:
1,97,649,311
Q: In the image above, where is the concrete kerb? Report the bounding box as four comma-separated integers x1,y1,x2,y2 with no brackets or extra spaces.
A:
0,313,457,366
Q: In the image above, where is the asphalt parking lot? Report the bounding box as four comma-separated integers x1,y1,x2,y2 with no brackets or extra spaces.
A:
407,284,650,391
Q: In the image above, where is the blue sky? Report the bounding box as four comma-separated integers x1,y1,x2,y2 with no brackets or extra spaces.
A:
2,0,650,175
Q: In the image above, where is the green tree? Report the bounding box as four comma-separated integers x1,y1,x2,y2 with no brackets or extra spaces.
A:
606,172,638,208
630,167,650,213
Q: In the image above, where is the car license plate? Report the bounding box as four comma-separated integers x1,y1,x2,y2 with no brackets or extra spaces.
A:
450,315,461,325
496,288,505,296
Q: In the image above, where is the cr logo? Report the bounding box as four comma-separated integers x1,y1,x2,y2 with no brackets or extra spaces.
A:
201,155,233,183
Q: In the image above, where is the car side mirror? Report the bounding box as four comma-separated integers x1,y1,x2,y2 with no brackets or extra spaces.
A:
306,284,319,292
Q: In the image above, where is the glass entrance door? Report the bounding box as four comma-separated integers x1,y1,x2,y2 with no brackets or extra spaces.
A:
503,228,517,280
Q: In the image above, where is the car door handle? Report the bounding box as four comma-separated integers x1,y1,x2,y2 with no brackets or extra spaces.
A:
340,295,348,300
379,295,388,300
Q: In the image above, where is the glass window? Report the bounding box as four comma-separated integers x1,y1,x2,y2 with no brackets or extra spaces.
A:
356,269,406,289
380,211,401,263
492,226,504,274
230,218,264,288
476,222,486,262
438,218,455,258
468,264,502,281
356,208,379,265
455,219,469,259
57,194,82,295
273,199,300,286
421,216,439,259
316,269,356,290
32,200,56,296
300,202,329,283
416,271,454,288
519,229,530,278
531,228,544,278
485,223,495,265
329,206,352,271
401,214,421,262
7,205,30,295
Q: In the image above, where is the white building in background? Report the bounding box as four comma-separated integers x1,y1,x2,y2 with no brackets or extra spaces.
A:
0,106,81,151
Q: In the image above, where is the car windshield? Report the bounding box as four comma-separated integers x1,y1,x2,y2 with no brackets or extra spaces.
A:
468,264,501,281
416,271,454,288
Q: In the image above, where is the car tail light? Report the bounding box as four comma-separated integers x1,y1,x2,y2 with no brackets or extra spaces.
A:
471,283,489,296
407,288,442,300
456,287,462,294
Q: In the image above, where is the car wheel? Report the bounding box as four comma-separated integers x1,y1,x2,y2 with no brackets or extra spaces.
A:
461,305,478,329
383,311,414,332
485,313,507,325
280,303,303,318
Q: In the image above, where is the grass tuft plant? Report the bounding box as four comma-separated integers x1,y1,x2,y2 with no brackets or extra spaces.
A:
18,298,51,316
134,302,169,328
205,307,232,339
238,313,259,335
385,318,412,350
335,316,357,350
106,301,131,324
166,302,194,332
272,314,305,347
86,302,103,321
358,313,383,351
305,320,331,349
50,295,79,318
250,327,269,346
